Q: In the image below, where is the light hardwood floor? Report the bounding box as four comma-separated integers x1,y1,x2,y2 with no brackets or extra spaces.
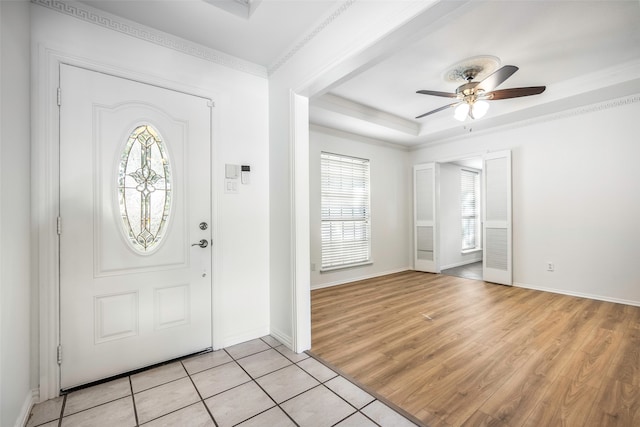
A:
310,271,640,427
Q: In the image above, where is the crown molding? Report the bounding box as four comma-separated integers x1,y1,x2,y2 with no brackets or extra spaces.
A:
314,93,419,136
31,0,268,78
267,0,356,76
410,92,640,151
310,123,410,152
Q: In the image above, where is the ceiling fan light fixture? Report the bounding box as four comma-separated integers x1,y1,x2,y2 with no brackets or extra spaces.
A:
472,100,489,119
454,103,470,121
416,64,545,121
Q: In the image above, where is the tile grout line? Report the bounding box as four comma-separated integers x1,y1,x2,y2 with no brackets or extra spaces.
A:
51,390,137,424
182,359,220,427
226,345,274,361
57,394,67,427
128,376,140,426
246,357,304,381
356,400,385,427
295,362,382,427
228,348,301,427
320,382,380,427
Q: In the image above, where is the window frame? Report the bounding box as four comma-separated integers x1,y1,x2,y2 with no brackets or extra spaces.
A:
320,152,371,271
460,168,481,253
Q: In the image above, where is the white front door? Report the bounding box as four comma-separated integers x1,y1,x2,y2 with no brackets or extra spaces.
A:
414,163,439,273
59,64,212,389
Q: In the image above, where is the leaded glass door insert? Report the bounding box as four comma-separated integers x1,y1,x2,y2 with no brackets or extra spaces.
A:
119,124,172,254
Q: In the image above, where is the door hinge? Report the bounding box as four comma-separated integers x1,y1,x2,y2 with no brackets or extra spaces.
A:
57,87,61,106
57,217,62,235
57,345,62,365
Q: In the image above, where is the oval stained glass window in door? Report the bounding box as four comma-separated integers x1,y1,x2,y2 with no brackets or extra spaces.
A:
118,124,172,253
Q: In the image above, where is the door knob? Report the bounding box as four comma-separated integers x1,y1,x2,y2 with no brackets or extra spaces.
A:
191,239,208,248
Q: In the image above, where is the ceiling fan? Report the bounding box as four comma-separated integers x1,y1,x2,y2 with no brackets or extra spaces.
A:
415,65,546,121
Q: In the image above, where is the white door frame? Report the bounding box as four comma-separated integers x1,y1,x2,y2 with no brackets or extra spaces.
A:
414,152,512,280
34,47,220,400
290,91,311,353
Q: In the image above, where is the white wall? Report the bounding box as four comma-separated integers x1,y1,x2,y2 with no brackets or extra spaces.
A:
309,126,410,289
31,2,270,398
1,0,33,425
438,163,482,270
412,98,640,305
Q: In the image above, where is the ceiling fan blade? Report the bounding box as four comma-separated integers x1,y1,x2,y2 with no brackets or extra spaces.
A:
415,102,461,119
476,65,519,93
416,90,458,98
486,86,546,100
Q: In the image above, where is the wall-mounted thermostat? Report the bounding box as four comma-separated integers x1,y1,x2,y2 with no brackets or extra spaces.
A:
241,165,250,184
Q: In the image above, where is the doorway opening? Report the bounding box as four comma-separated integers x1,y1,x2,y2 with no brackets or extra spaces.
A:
438,156,483,281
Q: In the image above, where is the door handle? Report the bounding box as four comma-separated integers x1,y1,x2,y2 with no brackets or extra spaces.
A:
191,239,208,248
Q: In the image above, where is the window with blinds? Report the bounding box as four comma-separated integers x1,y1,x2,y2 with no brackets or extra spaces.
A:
320,152,370,270
461,169,480,251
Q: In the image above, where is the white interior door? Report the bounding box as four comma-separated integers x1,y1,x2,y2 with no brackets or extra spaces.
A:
59,64,212,389
414,163,439,273
483,150,512,285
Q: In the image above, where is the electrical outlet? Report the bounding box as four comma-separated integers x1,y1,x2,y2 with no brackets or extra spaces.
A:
547,262,554,272
311,263,316,272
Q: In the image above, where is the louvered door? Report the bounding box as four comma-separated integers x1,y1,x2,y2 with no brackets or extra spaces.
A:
414,163,439,273
483,151,512,285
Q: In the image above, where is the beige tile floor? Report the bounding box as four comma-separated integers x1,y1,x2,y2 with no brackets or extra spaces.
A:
26,336,418,427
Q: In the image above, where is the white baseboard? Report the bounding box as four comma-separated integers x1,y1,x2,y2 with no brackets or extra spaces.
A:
311,267,411,290
514,282,640,307
269,327,293,349
440,259,482,271
14,389,37,427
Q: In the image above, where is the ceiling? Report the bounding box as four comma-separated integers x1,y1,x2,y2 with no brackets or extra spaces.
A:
79,0,342,68
79,0,640,148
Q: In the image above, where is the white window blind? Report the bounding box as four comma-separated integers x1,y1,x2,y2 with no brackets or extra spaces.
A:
461,169,480,251
321,152,370,270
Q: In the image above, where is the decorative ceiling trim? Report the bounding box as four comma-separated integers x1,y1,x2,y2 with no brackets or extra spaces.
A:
310,123,410,152
314,94,419,136
201,0,263,20
267,0,356,76
411,93,640,151
31,0,268,78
